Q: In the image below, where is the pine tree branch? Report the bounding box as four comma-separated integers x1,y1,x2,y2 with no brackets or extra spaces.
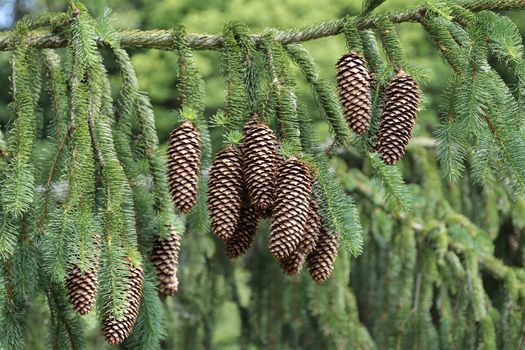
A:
0,0,523,51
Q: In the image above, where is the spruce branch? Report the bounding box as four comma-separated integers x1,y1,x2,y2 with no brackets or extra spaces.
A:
0,0,522,51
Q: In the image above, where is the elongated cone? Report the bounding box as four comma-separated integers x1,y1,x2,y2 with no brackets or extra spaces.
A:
336,52,372,135
269,158,312,260
297,197,321,255
307,228,339,283
167,121,201,213
102,265,144,345
66,267,98,315
376,70,420,165
151,226,181,296
242,119,278,211
225,204,260,259
280,251,305,276
207,146,244,241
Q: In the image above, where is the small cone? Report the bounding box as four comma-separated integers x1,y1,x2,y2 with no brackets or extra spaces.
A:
336,52,372,135
167,121,201,213
66,267,98,315
102,265,144,345
151,226,181,296
225,204,260,259
269,158,312,260
242,119,278,211
307,228,339,283
207,146,244,241
376,70,420,165
279,251,305,276
297,197,321,255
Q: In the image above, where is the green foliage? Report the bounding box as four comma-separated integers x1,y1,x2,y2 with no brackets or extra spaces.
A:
1,0,525,348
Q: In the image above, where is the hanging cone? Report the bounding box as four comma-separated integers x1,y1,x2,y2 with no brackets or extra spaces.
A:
297,197,321,255
336,52,372,135
102,265,144,345
269,158,312,260
167,121,201,214
307,228,339,283
207,146,244,241
241,119,278,211
151,226,181,297
66,267,98,315
279,251,305,276
225,204,260,259
376,70,420,165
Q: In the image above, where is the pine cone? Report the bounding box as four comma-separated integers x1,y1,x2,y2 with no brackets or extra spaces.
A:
297,197,321,255
102,265,144,345
207,146,244,241
376,70,420,165
269,158,312,260
242,121,278,211
336,52,372,135
151,226,181,297
279,251,305,276
225,204,259,259
307,229,339,283
167,121,201,213
66,267,98,315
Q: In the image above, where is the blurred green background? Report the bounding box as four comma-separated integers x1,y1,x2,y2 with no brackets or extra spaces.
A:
1,1,525,349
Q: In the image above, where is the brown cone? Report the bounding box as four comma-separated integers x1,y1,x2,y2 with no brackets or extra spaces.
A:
207,146,244,241
102,265,144,345
336,52,372,135
241,121,278,212
151,226,181,297
307,228,339,283
66,267,98,315
297,197,321,255
279,251,305,276
225,204,260,259
376,70,420,165
269,158,312,260
167,121,201,213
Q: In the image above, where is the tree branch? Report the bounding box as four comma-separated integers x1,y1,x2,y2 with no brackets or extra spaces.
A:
0,0,523,51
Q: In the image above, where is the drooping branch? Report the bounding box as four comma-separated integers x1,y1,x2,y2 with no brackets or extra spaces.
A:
0,0,523,51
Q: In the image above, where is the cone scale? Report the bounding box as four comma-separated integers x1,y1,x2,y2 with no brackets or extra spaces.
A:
336,52,372,135
307,228,339,283
269,158,312,260
66,267,98,315
207,146,244,241
102,265,144,345
151,226,181,297
376,70,420,165
167,121,202,214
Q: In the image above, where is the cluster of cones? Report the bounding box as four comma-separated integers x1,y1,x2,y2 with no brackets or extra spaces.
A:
64,227,181,345
205,117,339,283
336,51,421,165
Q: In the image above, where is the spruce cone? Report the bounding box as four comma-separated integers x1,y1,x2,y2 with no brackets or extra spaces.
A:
269,158,312,260
151,226,181,297
376,70,420,165
225,204,260,259
336,52,372,135
167,121,201,214
297,197,321,255
307,229,339,283
207,146,244,241
279,251,305,276
66,267,98,315
242,121,278,211
102,265,144,345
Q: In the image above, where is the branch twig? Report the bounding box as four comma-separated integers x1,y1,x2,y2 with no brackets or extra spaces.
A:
0,0,523,51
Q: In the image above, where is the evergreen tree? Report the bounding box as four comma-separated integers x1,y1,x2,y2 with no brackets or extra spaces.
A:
0,0,525,349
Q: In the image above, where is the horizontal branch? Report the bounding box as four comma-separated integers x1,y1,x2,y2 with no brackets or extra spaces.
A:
0,0,524,51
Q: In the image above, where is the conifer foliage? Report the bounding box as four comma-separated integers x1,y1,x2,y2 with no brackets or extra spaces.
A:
1,0,525,348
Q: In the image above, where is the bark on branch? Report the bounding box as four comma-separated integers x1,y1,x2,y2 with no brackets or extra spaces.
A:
0,0,523,51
